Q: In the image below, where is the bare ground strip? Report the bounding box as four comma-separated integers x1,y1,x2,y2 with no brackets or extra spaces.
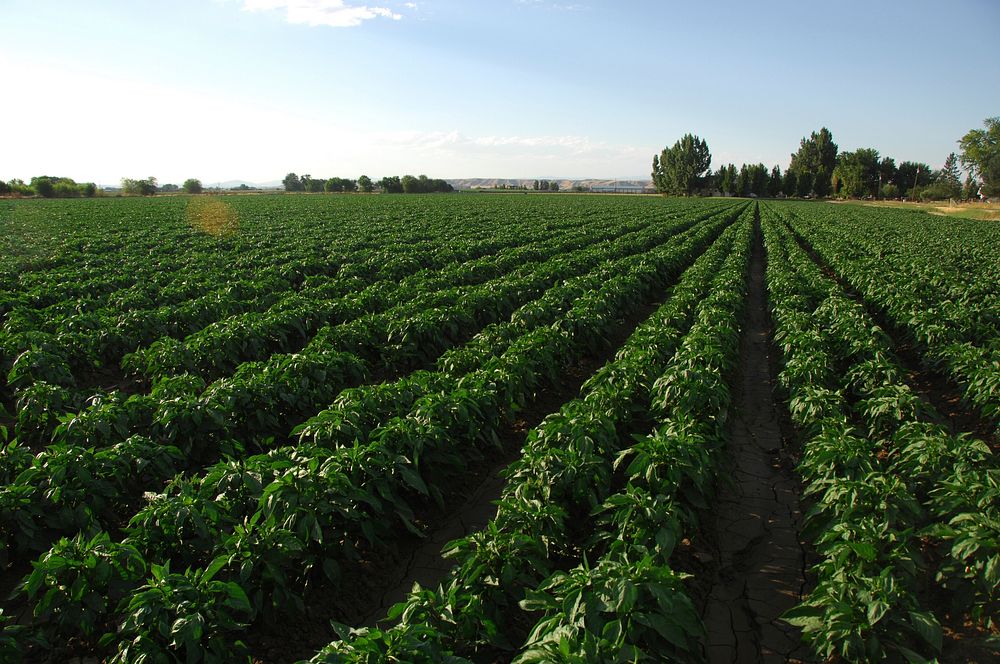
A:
702,213,811,664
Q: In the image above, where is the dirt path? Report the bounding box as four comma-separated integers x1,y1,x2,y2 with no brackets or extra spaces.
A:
702,212,810,663
358,457,507,627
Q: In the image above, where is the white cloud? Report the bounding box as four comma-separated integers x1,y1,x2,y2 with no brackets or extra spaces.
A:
241,0,402,28
515,0,586,10
367,130,647,175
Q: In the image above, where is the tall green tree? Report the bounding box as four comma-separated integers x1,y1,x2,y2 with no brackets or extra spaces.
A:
878,157,897,195
749,163,768,196
958,117,1000,197
357,175,373,193
782,168,797,197
719,164,734,195
940,152,962,194
379,176,402,193
30,177,56,198
651,133,712,195
735,165,749,197
894,162,932,198
282,173,303,192
182,178,203,194
795,171,813,198
790,127,838,196
767,165,782,197
301,175,323,193
833,148,880,198
962,175,980,200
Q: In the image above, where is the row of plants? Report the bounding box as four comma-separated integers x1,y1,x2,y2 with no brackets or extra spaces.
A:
2,235,492,400
121,205,712,385
1,200,610,409
3,197,731,434
301,204,753,663
0,213,718,566
777,201,1000,434
11,200,733,456
510,205,752,662
4,204,745,662
295,204,745,453
761,204,998,662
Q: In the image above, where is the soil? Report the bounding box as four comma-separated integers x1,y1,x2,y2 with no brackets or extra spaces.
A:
246,295,669,663
81,362,147,396
701,213,811,664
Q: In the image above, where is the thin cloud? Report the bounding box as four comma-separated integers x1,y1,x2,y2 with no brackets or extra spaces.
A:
515,0,587,10
374,130,645,164
241,0,402,27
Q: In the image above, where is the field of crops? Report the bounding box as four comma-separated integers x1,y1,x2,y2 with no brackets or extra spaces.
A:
0,193,997,663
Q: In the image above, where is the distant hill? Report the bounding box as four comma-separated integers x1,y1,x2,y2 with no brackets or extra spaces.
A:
104,178,656,193
212,180,283,189
447,178,654,192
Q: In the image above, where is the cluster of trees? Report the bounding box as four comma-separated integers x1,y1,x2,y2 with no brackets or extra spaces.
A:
831,151,973,200
959,116,1000,198
708,156,962,201
123,178,205,195
281,173,374,193
532,180,561,191
282,172,454,194
0,176,97,198
120,177,159,196
379,175,453,194
652,117,999,201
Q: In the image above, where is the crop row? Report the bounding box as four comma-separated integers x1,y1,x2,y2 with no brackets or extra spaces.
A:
0,205,741,573
2,205,747,661
778,202,1000,435
761,203,998,662
2,199,676,409
9,199,729,460
304,204,753,663
4,199,732,429
2,235,499,400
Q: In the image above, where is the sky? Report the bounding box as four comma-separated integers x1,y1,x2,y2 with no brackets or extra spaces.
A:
1,0,998,184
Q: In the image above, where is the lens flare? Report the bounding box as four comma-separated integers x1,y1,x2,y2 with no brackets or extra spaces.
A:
185,197,238,237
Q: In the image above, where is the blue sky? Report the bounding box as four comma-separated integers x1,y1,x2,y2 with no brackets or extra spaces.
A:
1,0,998,184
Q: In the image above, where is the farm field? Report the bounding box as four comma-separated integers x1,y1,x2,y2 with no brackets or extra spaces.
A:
0,193,997,663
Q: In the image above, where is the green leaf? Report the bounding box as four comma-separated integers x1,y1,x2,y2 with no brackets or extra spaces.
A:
908,610,942,652
848,541,877,562
639,611,687,648
223,582,251,613
398,465,428,495
202,555,227,584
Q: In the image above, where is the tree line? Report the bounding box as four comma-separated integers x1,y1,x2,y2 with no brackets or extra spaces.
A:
282,172,453,194
0,176,98,198
652,117,999,201
0,172,456,198
0,176,208,197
